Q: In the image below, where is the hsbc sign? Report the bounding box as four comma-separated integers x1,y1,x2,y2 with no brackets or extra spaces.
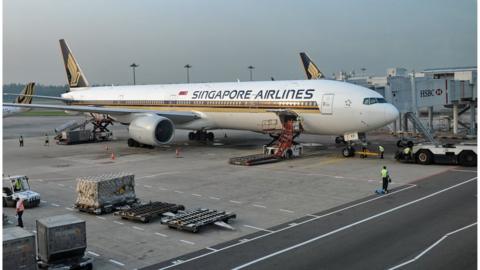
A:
416,78,448,107
419,88,443,98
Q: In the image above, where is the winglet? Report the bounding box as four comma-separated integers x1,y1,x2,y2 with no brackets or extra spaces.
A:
15,82,35,104
59,39,89,90
300,52,325,80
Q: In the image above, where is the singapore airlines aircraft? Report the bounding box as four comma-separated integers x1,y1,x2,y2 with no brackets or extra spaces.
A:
4,40,399,153
3,82,36,117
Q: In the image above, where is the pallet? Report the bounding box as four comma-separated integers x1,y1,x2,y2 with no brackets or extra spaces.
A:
114,201,185,223
161,208,236,233
74,198,138,215
229,154,280,166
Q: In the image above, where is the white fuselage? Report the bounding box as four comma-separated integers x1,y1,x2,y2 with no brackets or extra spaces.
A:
3,106,29,117
62,79,398,135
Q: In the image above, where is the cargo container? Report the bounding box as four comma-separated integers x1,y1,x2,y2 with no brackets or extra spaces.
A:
3,227,37,270
36,214,87,264
57,130,92,145
75,173,136,213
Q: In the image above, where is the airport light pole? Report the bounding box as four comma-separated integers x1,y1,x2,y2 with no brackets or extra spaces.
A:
130,63,139,85
184,64,192,83
248,65,255,81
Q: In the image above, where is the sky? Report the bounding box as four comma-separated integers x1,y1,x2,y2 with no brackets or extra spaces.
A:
3,0,477,85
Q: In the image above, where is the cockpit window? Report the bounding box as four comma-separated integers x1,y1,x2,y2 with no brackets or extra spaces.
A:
363,97,387,105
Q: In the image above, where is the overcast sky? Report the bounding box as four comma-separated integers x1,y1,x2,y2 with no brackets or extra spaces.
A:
3,0,477,85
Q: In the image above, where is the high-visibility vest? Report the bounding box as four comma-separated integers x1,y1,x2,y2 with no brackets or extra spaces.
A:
404,147,411,154
15,180,22,190
381,169,388,178
379,146,384,152
16,199,24,212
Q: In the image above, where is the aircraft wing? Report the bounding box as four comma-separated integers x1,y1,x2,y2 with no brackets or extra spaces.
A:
3,103,200,123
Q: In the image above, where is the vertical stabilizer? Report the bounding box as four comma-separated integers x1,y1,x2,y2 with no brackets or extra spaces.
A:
15,82,35,104
300,52,325,79
59,39,89,90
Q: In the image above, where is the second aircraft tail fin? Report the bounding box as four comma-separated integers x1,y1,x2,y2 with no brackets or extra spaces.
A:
300,52,325,80
59,39,89,90
15,82,35,104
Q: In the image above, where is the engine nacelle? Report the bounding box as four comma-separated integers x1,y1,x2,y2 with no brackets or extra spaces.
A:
128,115,175,145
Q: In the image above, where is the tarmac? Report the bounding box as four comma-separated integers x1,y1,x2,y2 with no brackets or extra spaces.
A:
3,115,477,269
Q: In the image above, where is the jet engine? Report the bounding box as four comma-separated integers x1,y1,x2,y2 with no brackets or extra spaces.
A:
128,115,175,146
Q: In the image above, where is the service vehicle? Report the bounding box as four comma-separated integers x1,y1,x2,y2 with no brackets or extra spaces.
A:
3,175,41,208
396,142,477,167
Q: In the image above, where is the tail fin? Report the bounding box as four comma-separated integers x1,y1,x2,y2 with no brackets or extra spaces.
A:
59,39,89,90
15,82,35,104
300,52,325,80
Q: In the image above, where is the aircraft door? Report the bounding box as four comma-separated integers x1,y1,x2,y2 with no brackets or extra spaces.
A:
321,94,334,114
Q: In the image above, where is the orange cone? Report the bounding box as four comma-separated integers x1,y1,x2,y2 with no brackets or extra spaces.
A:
111,152,116,160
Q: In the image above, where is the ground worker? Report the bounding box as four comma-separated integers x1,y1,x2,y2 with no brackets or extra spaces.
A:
44,133,49,146
19,135,24,147
403,147,411,160
361,141,368,158
381,166,389,194
16,197,25,228
14,178,22,192
378,145,384,159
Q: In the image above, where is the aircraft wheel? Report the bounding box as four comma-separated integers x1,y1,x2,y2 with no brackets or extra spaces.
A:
416,150,432,165
127,138,135,147
188,132,195,141
197,132,206,141
342,147,354,157
207,132,214,142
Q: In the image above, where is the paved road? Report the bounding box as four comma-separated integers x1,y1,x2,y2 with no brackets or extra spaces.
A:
142,168,477,270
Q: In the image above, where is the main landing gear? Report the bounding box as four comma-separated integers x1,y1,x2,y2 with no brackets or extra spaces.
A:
188,130,214,142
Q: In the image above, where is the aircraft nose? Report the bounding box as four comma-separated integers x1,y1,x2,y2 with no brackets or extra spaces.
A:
384,104,399,124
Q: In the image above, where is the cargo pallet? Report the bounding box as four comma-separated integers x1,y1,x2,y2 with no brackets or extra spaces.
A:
229,154,280,166
114,201,185,223
74,198,138,215
161,208,236,233
37,256,93,270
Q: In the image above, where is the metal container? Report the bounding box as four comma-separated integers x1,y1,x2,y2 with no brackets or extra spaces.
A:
36,214,86,264
63,130,92,144
3,227,37,270
75,173,136,208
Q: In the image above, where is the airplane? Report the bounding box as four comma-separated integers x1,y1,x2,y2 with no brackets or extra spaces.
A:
3,82,36,117
300,52,325,79
4,39,399,155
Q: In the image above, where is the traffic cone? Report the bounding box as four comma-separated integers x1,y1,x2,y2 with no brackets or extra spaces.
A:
175,148,181,158
111,152,116,160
